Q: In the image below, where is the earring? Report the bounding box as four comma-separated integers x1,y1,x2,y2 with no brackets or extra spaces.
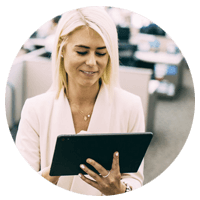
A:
61,54,64,58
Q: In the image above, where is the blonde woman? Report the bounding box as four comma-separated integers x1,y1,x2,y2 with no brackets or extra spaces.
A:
16,7,145,196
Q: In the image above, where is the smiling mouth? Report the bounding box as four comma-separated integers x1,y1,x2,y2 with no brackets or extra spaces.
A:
81,70,97,75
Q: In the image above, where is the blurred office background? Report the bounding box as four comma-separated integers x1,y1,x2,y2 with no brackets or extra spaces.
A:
5,7,195,185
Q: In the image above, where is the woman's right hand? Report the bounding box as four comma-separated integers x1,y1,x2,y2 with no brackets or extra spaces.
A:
41,166,60,185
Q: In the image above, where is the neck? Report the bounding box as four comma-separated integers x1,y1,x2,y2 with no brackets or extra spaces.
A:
67,81,101,106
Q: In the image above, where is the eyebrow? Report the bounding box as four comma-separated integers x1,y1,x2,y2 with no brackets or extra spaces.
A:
74,45,106,50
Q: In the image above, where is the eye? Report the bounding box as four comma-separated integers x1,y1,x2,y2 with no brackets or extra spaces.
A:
77,51,87,56
76,51,107,57
96,52,107,56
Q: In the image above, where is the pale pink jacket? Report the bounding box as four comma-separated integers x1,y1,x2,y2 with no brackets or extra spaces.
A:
16,83,145,195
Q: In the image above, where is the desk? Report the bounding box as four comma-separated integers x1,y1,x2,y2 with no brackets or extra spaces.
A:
134,51,182,65
134,51,184,98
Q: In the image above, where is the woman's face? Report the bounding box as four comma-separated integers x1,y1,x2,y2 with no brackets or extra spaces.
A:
63,27,109,89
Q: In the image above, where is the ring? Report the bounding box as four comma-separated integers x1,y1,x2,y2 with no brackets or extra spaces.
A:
102,171,110,178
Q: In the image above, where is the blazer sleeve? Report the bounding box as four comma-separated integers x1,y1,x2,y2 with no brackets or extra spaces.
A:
121,96,145,190
128,96,145,133
15,99,41,172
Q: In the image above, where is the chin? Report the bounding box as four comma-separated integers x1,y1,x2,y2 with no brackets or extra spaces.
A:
80,80,100,88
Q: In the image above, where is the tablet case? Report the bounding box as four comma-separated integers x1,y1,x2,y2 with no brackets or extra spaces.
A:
50,132,153,176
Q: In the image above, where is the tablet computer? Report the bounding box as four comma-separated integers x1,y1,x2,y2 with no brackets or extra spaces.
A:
50,132,153,176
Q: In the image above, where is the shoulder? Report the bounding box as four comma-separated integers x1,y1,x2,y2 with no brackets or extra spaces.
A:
112,87,145,132
27,91,56,104
23,91,57,111
112,87,143,117
113,87,142,106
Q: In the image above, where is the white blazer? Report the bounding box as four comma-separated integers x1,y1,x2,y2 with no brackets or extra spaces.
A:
16,83,145,195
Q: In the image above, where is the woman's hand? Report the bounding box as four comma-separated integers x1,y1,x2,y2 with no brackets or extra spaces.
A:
79,151,126,195
41,165,60,185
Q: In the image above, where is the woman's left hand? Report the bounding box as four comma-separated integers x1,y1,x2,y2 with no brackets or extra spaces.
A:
79,151,126,195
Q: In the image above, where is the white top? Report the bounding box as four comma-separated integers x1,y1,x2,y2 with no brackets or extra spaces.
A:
16,83,145,195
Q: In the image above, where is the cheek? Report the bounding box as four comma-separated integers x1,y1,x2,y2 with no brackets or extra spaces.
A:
63,56,78,73
101,56,109,69
63,59,69,73
64,60,75,75
63,46,78,73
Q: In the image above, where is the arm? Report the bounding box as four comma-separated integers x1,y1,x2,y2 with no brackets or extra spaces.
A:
121,96,145,190
121,160,144,190
15,99,60,184
16,99,41,172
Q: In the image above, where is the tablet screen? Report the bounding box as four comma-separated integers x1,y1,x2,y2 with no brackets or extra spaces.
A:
50,132,153,176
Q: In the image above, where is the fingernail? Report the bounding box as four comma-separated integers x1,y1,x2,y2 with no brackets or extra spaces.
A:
80,164,85,169
86,158,92,163
78,173,82,178
116,152,119,156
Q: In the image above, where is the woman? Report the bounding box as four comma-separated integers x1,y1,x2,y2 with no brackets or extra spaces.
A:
16,7,145,196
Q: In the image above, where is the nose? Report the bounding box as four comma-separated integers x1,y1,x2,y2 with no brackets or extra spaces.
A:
85,53,96,67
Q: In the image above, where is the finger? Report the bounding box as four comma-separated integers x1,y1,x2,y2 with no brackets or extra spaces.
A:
80,164,101,181
78,173,99,189
86,158,108,177
111,151,120,173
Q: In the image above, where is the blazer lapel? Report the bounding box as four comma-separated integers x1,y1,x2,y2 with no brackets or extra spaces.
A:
54,89,75,135
48,89,75,158
87,83,112,133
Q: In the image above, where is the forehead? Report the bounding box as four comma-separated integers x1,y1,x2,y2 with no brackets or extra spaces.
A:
67,27,106,47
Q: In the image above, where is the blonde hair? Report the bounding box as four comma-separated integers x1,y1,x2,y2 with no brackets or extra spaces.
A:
50,7,119,98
